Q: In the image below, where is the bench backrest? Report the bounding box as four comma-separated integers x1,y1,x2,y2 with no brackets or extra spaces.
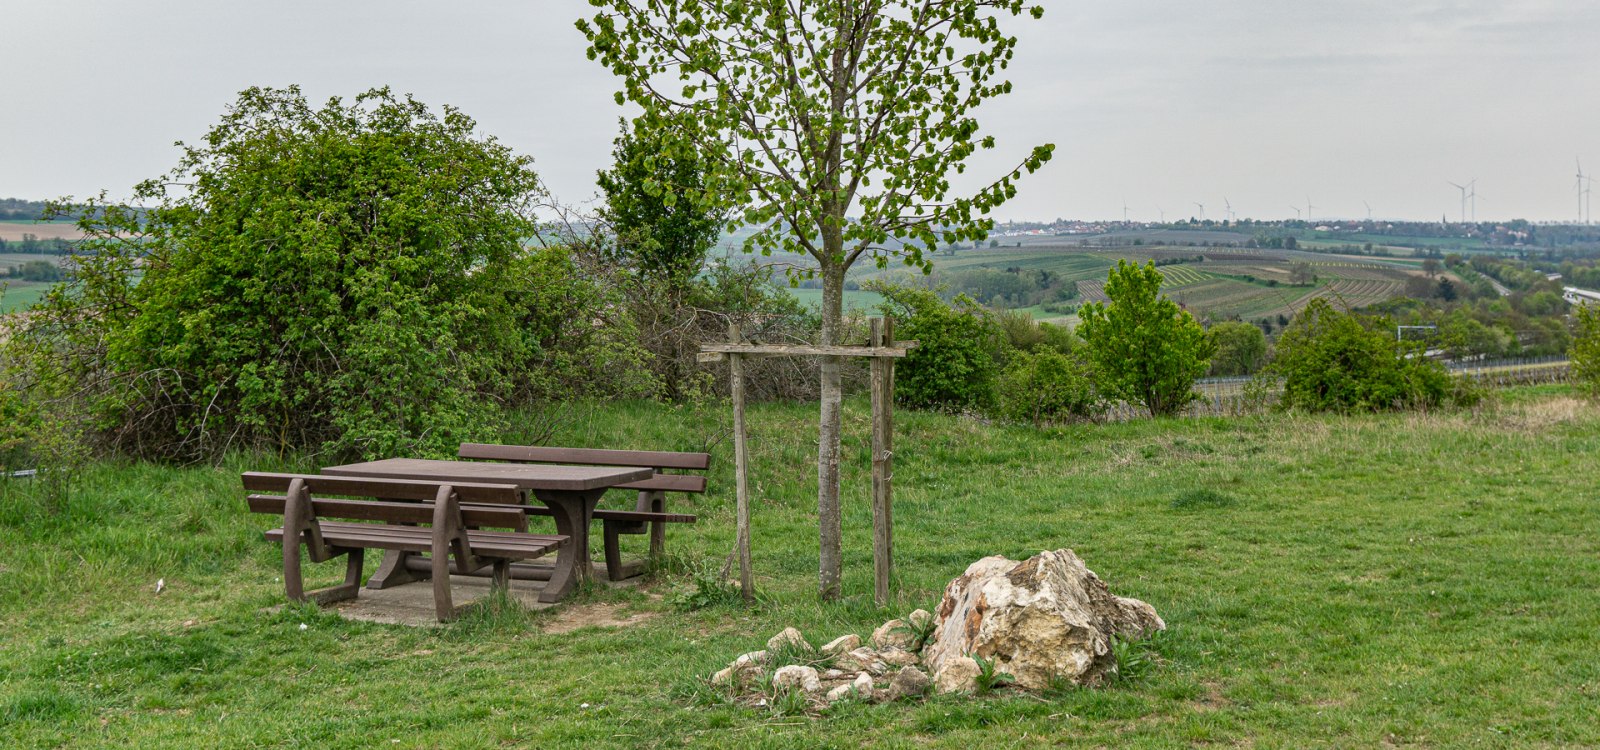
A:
241,472,528,528
242,472,525,504
457,443,710,494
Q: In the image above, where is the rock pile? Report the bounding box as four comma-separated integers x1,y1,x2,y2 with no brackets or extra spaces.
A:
709,549,1164,709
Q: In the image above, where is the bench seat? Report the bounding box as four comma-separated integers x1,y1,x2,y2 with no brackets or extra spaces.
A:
243,472,566,622
264,522,565,559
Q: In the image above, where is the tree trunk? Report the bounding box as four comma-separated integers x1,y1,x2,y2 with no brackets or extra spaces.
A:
816,260,845,600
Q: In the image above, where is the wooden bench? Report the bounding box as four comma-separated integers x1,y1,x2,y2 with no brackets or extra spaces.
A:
456,444,708,579
242,472,566,622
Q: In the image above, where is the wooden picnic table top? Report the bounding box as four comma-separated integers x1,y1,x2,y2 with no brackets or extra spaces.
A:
321,458,654,493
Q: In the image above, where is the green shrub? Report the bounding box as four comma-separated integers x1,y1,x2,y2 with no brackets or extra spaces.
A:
1573,305,1600,399
994,348,1101,425
1273,299,1475,412
1207,321,1268,377
8,87,654,461
996,309,1077,356
870,282,1002,411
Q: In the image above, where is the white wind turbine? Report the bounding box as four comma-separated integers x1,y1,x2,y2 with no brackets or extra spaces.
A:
1289,205,1303,221
1194,202,1206,221
1305,195,1316,224
1578,158,1588,224
1448,180,1469,223
1363,200,1374,221
1224,197,1236,222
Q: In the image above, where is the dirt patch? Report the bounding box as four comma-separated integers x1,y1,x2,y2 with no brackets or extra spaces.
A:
0,223,83,241
541,602,658,634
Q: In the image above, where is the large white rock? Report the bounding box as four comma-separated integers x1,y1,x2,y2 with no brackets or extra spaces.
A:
922,549,1165,690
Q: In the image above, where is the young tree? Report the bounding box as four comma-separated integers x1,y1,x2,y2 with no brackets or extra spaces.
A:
1078,260,1214,416
580,1,1054,599
1288,261,1316,286
596,117,725,289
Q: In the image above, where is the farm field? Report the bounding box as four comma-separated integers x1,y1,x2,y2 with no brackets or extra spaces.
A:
923,246,1422,321
786,287,886,312
0,221,81,242
0,282,52,313
2,391,1598,747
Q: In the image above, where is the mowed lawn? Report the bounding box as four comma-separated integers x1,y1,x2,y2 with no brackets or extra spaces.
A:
2,389,1598,748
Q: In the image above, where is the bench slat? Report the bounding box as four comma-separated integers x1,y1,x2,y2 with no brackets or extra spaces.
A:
616,474,707,494
264,522,564,559
458,443,710,471
242,472,524,505
489,504,696,524
248,494,528,529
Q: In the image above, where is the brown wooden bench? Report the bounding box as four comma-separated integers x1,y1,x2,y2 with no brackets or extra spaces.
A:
456,443,708,579
242,472,566,622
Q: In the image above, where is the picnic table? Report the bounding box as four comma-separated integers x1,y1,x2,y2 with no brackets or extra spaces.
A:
321,457,653,602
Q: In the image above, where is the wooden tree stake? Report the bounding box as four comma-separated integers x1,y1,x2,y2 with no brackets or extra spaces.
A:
700,318,913,605
870,317,896,606
728,323,755,602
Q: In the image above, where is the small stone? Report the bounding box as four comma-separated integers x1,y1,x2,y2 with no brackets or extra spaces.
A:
907,609,933,629
852,672,875,702
933,655,981,694
734,650,769,667
713,659,762,688
822,668,848,680
772,665,823,694
877,647,918,667
820,633,861,657
825,684,852,702
767,627,812,653
871,619,913,650
884,666,931,701
843,647,890,675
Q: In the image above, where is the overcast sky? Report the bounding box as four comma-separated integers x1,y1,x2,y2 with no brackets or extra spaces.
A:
3,0,1597,223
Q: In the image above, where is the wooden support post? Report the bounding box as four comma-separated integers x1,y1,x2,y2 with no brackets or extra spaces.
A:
729,323,755,603
870,317,896,607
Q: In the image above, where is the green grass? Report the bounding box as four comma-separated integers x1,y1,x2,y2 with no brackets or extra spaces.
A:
0,280,52,312
3,391,1600,747
785,287,886,312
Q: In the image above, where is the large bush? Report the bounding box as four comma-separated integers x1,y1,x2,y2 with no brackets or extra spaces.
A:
994,347,1101,425
871,282,1003,411
8,87,652,461
1273,299,1470,412
1208,321,1268,377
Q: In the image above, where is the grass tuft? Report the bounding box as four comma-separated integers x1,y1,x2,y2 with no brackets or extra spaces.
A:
3,689,83,722
1169,488,1237,510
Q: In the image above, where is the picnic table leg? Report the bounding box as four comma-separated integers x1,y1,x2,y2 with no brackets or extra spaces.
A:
533,488,606,603
365,497,421,589
366,550,420,589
